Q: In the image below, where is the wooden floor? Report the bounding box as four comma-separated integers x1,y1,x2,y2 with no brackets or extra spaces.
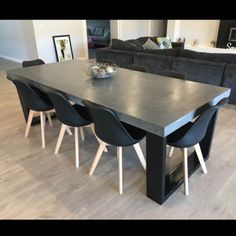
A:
1,58,236,219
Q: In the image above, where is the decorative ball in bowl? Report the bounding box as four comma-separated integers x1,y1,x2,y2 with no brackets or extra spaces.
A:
87,63,119,79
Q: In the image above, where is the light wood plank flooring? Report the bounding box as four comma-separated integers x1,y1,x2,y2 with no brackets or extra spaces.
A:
1,58,236,219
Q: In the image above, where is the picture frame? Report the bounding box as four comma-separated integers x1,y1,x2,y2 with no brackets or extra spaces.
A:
52,35,74,62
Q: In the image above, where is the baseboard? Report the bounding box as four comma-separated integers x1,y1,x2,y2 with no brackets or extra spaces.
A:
76,57,88,60
0,54,22,63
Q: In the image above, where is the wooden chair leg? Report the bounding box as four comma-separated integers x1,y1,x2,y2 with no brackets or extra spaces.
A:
117,146,123,194
79,127,85,141
133,143,146,170
90,124,108,152
168,146,175,158
40,112,45,148
75,127,79,168
46,112,53,127
182,148,189,196
55,124,67,154
24,110,34,137
66,127,72,135
194,143,208,174
89,142,106,175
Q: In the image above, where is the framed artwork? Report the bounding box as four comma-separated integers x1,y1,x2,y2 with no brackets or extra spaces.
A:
52,35,74,62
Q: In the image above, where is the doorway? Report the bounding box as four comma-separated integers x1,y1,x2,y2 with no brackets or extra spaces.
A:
86,20,111,59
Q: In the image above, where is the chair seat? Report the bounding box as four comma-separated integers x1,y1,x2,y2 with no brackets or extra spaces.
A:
167,122,193,148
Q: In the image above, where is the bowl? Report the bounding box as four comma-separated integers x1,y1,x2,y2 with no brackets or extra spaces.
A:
87,63,119,79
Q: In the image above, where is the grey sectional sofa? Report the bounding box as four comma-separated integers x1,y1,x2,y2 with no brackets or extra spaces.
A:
96,38,236,104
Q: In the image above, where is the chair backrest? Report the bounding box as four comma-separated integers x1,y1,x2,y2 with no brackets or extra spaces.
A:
126,64,149,73
48,92,89,127
22,59,45,67
175,97,229,147
158,69,186,80
12,79,50,111
82,100,138,146
22,58,53,105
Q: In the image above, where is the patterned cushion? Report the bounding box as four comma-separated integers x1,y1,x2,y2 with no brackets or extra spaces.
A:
142,38,160,50
157,37,172,49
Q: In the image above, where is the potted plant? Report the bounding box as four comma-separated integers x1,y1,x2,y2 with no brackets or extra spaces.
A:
210,40,216,48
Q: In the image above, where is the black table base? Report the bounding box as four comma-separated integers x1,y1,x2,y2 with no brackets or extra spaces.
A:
146,111,218,205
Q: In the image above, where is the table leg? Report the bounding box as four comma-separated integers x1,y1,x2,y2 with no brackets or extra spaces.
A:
146,133,167,204
146,111,219,205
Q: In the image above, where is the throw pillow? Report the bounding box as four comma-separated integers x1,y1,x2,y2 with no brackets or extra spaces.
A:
142,38,160,50
111,39,141,51
137,36,158,45
126,39,143,49
157,37,172,49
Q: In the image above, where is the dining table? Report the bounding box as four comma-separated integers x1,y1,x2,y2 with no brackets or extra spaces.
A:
7,60,231,205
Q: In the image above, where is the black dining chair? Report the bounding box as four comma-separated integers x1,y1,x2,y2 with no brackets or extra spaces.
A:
22,59,55,128
48,91,105,168
126,64,150,73
167,97,229,195
12,79,54,148
82,100,146,194
22,59,45,67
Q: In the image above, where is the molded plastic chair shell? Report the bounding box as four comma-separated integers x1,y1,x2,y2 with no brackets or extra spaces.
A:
12,79,53,111
167,97,229,148
22,59,45,67
82,100,145,147
48,92,91,127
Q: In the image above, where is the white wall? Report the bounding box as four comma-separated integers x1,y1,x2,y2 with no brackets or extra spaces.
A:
167,20,180,41
110,20,119,38
0,20,38,62
33,20,88,63
110,20,165,40
118,20,150,40
167,20,220,46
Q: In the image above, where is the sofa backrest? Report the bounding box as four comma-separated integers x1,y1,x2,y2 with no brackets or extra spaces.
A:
222,64,236,104
179,49,236,64
96,48,133,67
88,26,110,37
133,53,172,74
172,57,226,86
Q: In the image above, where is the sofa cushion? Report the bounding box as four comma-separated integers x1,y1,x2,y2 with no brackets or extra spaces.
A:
111,39,142,51
137,36,158,45
222,64,236,104
172,57,226,86
157,37,172,49
103,27,110,38
93,36,108,42
94,27,104,36
179,49,236,64
142,38,160,50
96,48,133,67
142,48,179,57
133,53,172,74
126,39,142,48
88,27,95,35
87,28,92,36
